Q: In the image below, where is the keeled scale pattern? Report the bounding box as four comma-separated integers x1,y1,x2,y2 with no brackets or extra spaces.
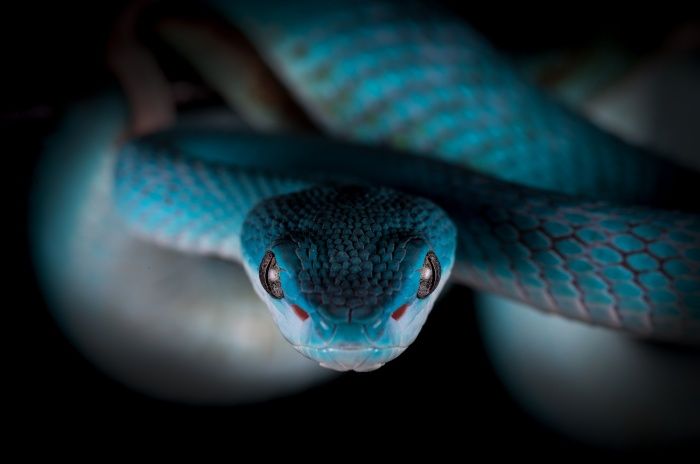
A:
446,176,700,341
217,0,695,207
114,140,310,260
207,0,700,340
241,185,455,322
363,152,700,341
115,0,700,341
115,131,700,341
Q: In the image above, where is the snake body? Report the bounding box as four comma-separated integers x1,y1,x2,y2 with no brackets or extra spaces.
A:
37,0,700,375
115,0,700,371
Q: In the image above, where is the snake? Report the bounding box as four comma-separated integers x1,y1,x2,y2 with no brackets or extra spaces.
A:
34,0,700,377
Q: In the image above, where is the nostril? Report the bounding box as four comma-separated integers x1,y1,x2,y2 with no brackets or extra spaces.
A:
391,304,409,321
291,304,309,321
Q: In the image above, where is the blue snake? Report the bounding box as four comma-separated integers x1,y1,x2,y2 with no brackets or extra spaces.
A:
35,0,700,376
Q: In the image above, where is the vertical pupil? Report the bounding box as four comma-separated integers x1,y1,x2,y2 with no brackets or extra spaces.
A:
417,251,440,299
260,251,284,298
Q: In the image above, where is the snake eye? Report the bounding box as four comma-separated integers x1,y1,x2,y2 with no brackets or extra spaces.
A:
259,251,284,299
417,251,441,299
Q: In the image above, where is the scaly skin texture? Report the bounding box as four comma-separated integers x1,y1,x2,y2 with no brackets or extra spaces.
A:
241,185,455,323
115,132,460,370
116,130,700,343
241,185,456,371
212,0,696,208
109,0,700,369
450,179,700,340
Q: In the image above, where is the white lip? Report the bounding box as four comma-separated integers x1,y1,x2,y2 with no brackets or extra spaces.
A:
319,361,385,372
294,345,405,352
294,345,406,372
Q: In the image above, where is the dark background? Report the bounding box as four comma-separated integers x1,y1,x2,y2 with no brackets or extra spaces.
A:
5,1,698,455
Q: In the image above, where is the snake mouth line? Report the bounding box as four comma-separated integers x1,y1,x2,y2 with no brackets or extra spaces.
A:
293,345,408,372
293,345,407,352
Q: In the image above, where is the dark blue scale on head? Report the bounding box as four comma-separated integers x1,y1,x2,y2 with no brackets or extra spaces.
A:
241,185,454,323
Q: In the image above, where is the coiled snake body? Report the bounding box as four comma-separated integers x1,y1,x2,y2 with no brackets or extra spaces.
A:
35,0,700,377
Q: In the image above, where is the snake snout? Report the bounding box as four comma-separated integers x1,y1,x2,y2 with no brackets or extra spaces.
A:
296,345,404,372
290,318,409,371
241,185,456,370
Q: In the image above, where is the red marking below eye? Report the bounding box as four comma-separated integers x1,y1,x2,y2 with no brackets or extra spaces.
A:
291,304,309,321
391,304,409,321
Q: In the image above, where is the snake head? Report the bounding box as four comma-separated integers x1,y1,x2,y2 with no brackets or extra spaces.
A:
241,185,456,371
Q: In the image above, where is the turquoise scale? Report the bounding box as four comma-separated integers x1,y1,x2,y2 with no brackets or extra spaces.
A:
117,127,700,342
111,0,700,366
215,0,696,207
